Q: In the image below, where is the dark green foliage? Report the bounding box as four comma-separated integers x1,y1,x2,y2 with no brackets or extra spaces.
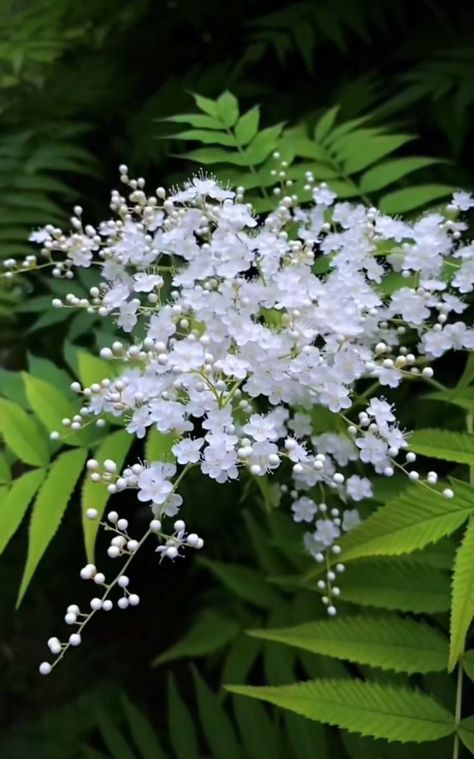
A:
1,1,474,758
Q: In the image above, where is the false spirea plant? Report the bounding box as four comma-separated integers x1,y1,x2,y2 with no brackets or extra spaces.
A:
9,166,474,677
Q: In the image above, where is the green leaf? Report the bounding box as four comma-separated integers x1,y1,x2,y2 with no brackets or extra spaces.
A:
0,369,29,407
152,609,239,666
0,452,11,484
458,353,474,390
0,469,45,554
120,693,166,759
27,354,72,396
249,614,448,674
463,650,474,683
96,709,135,759
226,680,454,743
244,124,284,166
167,674,199,759
380,184,453,214
459,716,474,754
330,484,474,567
144,428,176,463
340,133,414,174
192,93,218,117
410,429,474,465
22,373,77,439
233,695,281,759
425,387,474,413
216,91,240,127
17,448,87,605
179,146,247,166
164,113,223,129
449,517,474,671
360,157,441,193
314,106,340,143
170,129,237,146
76,350,111,387
82,430,132,561
198,557,280,609
341,557,450,613
235,107,260,146
0,398,50,466
192,666,241,759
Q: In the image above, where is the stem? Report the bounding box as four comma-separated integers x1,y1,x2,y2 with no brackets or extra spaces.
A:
453,661,463,759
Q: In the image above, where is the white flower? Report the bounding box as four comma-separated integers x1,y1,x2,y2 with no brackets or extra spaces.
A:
291,496,317,523
452,191,474,211
137,463,176,505
346,475,373,501
342,509,361,531
312,519,340,547
172,438,204,465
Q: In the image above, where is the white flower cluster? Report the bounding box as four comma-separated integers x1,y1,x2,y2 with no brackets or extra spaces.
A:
23,168,474,672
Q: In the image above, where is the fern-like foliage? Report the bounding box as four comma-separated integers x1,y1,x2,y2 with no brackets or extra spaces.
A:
166,92,452,213
242,0,410,72
227,679,455,744
248,614,448,674
0,127,97,258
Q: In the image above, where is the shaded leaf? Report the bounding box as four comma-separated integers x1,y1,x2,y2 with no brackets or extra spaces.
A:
0,469,45,554
152,609,239,666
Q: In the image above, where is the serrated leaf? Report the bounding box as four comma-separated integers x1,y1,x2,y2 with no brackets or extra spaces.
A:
17,448,87,605
0,469,45,554
449,517,474,670
82,430,132,561
167,674,199,759
22,373,77,440
360,157,441,193
216,91,239,127
244,124,284,166
341,557,450,613
314,106,340,143
235,107,260,146
152,609,239,666
226,680,454,743
410,429,474,465
198,557,280,608
380,184,453,214
192,666,241,759
0,398,50,466
249,614,448,673
327,485,474,568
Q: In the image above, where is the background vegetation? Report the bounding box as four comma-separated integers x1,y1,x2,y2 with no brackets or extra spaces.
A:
0,0,474,756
